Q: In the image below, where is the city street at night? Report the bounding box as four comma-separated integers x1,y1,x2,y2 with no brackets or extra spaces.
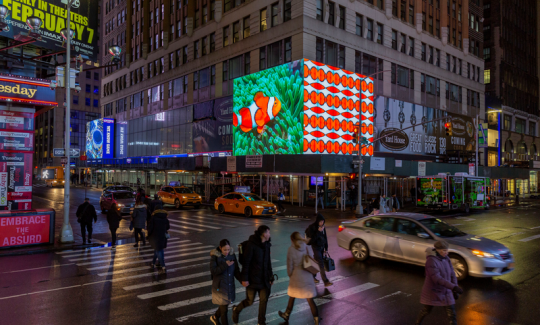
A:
1,187,540,325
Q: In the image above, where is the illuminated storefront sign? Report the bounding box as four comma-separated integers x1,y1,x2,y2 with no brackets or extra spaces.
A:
0,74,56,106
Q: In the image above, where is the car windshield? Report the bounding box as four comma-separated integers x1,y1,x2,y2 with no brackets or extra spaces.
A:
419,218,467,237
113,192,135,199
174,187,193,194
243,194,263,201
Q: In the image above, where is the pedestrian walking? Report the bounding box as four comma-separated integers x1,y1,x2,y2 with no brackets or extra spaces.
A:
209,239,241,325
76,198,97,244
131,199,147,247
391,194,400,212
316,186,325,210
350,185,358,211
148,208,170,270
277,188,286,213
415,241,462,325
305,213,333,287
335,185,342,210
106,204,123,249
149,194,163,214
278,231,320,324
379,194,388,213
136,188,146,202
232,225,274,325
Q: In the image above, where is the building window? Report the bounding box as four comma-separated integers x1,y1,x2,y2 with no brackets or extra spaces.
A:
244,53,251,75
391,30,397,50
428,46,433,64
338,6,345,30
397,65,409,88
391,63,396,84
408,37,414,56
503,115,511,131
400,0,406,20
316,0,323,21
284,0,292,22
400,34,406,53
268,40,283,68
429,17,433,34
483,48,491,61
203,4,208,24
529,122,536,136
272,2,279,27
516,118,526,134
316,38,323,62
259,46,266,70
328,2,335,26
392,0,397,16
285,37,292,63
356,14,363,37
435,49,440,67
409,5,414,24
210,33,215,53
93,99,99,108
458,59,462,75
211,65,216,85
194,40,199,59
366,19,373,41
183,46,188,64
446,54,450,71
452,56,456,73
484,69,490,84
94,86,99,95
85,98,90,106
376,24,383,44
422,12,426,30
202,36,207,56
223,26,229,47
73,96,79,104
421,43,426,61
86,71,91,79
233,21,240,43
85,84,91,92
211,0,215,20
260,8,267,32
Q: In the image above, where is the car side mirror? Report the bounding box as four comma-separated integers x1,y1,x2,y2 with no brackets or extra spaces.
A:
417,232,430,239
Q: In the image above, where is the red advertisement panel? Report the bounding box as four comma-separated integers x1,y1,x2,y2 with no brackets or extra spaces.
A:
0,111,34,131
0,153,32,210
0,130,34,151
0,215,50,247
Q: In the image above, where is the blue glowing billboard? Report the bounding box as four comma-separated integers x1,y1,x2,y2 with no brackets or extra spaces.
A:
86,118,115,159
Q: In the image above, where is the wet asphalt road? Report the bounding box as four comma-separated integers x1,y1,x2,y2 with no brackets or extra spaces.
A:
1,186,540,325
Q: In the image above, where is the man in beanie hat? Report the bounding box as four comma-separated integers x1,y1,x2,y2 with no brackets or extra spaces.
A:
415,240,463,325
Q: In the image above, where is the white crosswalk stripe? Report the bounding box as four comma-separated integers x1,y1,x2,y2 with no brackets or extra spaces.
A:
55,238,184,255
167,222,209,232
67,242,204,261
168,218,222,229
168,228,190,234
88,255,210,271
75,246,214,266
518,234,540,242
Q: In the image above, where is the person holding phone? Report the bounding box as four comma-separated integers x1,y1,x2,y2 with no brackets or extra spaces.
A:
210,239,241,325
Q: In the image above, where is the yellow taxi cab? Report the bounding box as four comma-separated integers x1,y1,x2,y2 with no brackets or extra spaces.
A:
214,192,277,217
157,185,202,209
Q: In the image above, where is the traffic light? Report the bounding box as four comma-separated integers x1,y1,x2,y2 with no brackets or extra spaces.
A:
445,122,452,136
353,123,360,144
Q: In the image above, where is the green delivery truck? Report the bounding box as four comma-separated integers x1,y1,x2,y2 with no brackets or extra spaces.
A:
416,173,490,213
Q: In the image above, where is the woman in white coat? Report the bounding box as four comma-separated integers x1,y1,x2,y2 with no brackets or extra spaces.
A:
278,232,320,324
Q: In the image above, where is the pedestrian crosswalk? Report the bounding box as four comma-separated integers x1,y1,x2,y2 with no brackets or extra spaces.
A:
55,238,386,324
163,212,301,235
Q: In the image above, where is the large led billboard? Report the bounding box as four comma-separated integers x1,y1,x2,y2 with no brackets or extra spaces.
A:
232,59,373,156
86,118,115,159
233,60,304,155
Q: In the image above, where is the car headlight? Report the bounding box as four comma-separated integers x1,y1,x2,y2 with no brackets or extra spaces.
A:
117,204,124,207
255,205,265,209
470,249,495,258
198,195,202,199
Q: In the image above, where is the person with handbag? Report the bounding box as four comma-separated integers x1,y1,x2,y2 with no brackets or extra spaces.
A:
232,225,274,325
209,239,241,325
76,198,97,244
148,208,170,270
106,204,123,249
278,231,320,324
415,240,462,325
305,213,333,287
131,198,147,247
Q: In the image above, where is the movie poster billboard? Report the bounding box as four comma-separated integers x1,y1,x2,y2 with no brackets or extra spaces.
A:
0,130,34,151
0,152,32,211
192,97,233,153
0,0,100,61
0,110,34,131
373,97,476,156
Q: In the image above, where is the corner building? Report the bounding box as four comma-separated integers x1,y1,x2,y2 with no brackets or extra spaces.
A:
97,0,492,204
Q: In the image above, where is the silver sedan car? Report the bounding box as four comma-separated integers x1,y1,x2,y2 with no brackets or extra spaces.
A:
337,213,515,280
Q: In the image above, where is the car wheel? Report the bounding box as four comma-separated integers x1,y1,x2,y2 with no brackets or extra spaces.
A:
218,204,225,214
244,207,252,218
449,254,468,281
101,205,106,214
351,239,370,261
175,199,181,209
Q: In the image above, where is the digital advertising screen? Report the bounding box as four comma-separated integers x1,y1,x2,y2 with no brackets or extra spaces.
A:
310,176,324,186
233,60,304,155
103,118,115,159
86,118,103,159
115,122,127,158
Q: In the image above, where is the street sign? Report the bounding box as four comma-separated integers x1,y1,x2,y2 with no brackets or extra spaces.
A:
60,157,68,164
53,148,80,157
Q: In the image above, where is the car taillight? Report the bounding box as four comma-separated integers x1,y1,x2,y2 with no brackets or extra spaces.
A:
443,200,447,203
338,225,345,232
417,199,421,202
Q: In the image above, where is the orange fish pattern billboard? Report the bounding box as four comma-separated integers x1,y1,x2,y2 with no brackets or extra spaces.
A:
303,59,374,155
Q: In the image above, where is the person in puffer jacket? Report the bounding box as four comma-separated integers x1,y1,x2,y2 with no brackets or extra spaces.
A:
209,239,241,325
131,198,147,247
415,240,463,325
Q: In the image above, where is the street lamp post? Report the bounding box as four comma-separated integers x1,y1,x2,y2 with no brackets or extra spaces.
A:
60,2,74,243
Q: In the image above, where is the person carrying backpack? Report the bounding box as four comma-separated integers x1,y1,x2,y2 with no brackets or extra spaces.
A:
232,225,274,325
306,213,333,287
209,239,241,325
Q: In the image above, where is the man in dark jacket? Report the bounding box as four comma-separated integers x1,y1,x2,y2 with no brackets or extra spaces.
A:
232,225,273,325
306,213,333,287
148,209,170,269
148,194,163,215
76,198,97,244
